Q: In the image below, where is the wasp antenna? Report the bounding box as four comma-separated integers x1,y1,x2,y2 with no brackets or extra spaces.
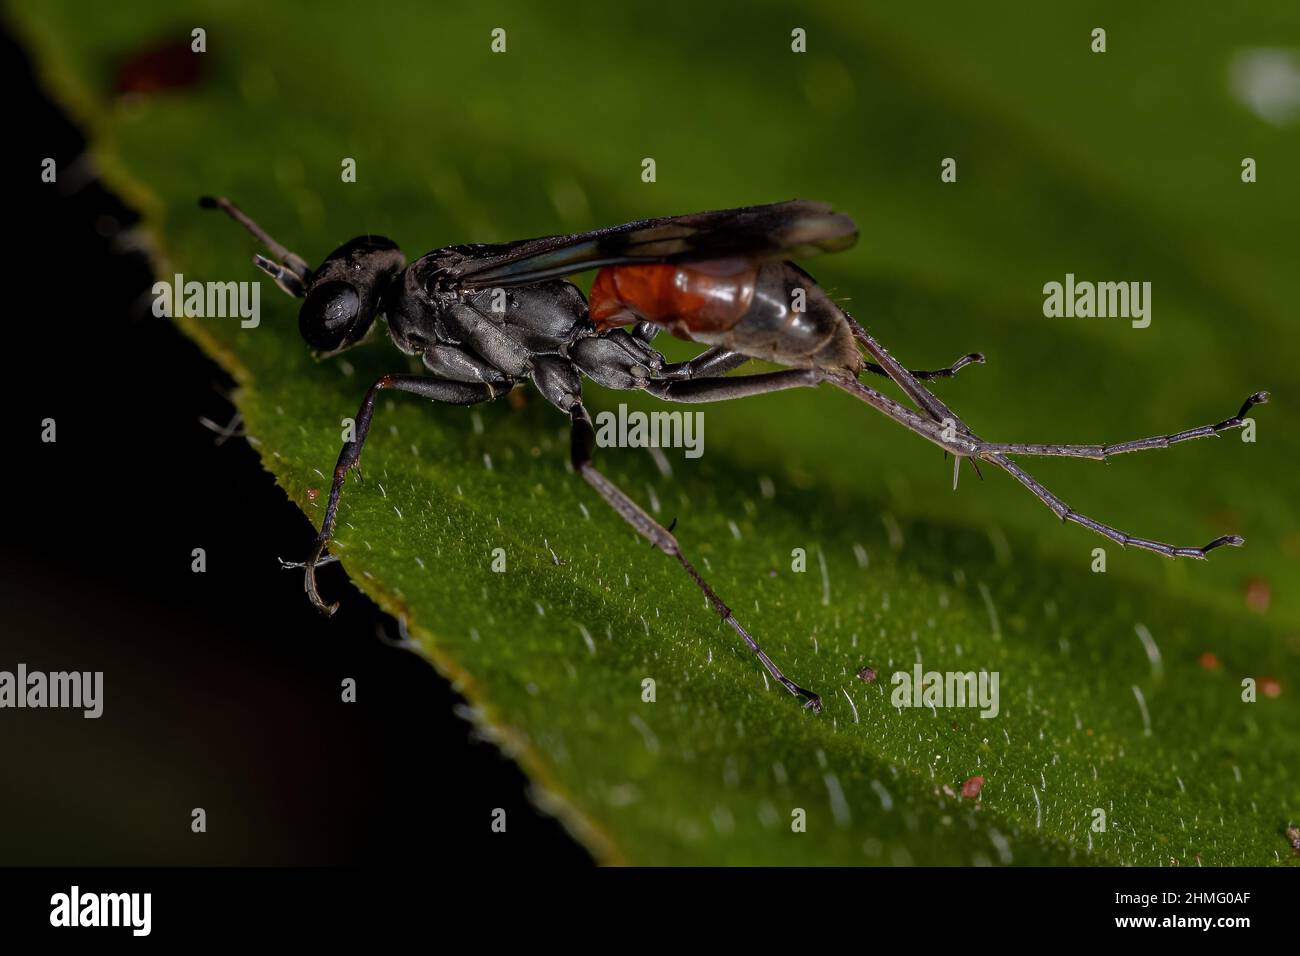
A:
254,253,307,298
200,195,312,284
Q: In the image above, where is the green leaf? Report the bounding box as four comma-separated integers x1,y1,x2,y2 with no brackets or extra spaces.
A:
15,0,1298,865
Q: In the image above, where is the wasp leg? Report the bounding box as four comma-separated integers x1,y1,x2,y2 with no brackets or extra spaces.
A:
296,374,500,614
568,398,822,712
975,391,1269,460
656,346,984,384
863,351,985,382
828,374,1248,559
659,347,751,380
646,367,959,469
836,315,1256,557
984,453,1243,558
643,368,823,402
844,314,970,427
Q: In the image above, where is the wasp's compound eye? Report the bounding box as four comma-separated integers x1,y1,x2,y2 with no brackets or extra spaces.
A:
299,281,360,351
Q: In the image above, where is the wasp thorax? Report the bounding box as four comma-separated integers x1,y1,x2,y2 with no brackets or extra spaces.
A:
422,270,456,296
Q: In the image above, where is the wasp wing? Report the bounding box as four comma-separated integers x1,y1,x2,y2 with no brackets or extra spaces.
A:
449,200,857,290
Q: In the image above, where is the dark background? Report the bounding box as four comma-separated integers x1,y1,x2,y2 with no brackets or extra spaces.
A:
0,27,587,867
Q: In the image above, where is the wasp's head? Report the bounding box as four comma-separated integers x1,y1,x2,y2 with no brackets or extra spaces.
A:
298,236,406,353
199,197,406,355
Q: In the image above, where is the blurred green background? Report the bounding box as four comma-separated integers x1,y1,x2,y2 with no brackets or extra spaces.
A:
10,1,1299,865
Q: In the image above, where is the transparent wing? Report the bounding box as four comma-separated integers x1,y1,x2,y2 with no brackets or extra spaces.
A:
449,200,857,289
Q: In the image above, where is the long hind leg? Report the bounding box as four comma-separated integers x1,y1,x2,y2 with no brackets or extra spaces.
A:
568,391,824,711
830,314,1265,556
985,453,1243,557
826,373,1254,557
648,355,1257,558
659,344,986,384
530,351,827,710
975,392,1269,460
864,352,985,381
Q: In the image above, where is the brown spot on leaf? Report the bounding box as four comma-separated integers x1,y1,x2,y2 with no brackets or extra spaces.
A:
1198,651,1221,671
114,38,205,96
1259,676,1282,698
961,775,984,799
856,666,877,684
1244,577,1271,614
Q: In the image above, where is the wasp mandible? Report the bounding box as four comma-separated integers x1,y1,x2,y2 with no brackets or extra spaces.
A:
203,197,1268,712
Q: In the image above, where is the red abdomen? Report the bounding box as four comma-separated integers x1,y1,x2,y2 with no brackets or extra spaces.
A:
588,261,758,338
